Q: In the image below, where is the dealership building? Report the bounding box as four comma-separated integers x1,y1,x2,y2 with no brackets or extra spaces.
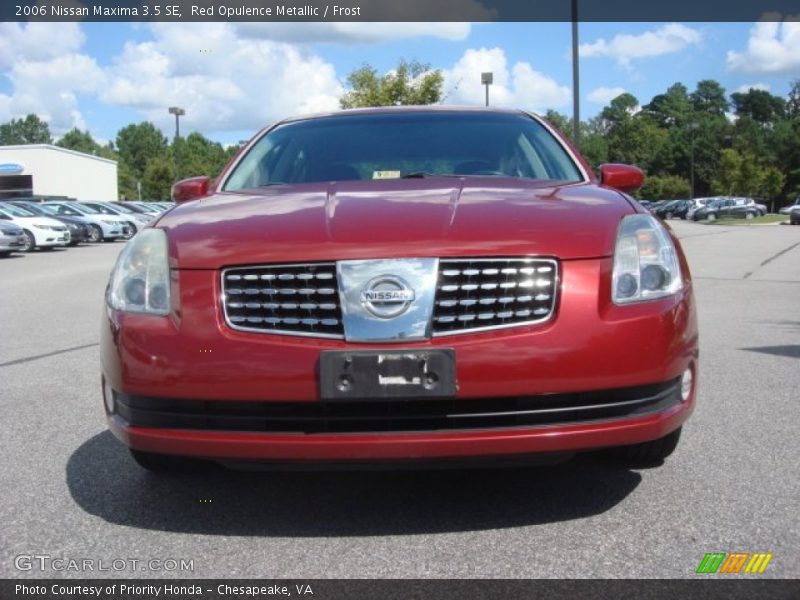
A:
0,144,118,201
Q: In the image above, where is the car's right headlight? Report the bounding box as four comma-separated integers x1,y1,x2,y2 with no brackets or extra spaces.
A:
107,228,171,315
101,219,115,225
612,214,683,304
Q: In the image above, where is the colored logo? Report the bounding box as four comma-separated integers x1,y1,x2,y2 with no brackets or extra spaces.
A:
696,552,773,574
0,163,24,174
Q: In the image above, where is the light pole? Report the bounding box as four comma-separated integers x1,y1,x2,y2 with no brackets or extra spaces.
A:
168,106,185,180
481,72,493,107
571,0,580,145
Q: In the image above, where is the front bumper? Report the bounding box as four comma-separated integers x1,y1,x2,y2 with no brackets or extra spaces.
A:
0,234,25,251
35,230,70,246
101,257,698,463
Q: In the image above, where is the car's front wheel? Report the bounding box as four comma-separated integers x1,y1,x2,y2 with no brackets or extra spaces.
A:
21,230,36,252
87,224,102,243
129,449,205,473
604,427,682,466
122,222,137,240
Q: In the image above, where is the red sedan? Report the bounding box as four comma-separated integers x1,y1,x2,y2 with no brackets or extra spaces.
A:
101,107,698,471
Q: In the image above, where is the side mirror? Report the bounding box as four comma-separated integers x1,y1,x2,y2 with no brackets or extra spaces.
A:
171,176,211,203
599,164,644,193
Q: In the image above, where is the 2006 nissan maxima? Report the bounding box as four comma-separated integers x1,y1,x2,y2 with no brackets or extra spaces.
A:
101,107,698,472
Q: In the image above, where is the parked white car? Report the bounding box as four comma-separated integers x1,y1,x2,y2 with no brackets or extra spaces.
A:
80,201,152,239
42,201,127,243
0,204,70,251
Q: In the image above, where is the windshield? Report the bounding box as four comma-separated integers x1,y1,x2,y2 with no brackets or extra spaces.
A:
46,203,96,216
86,203,122,215
0,203,36,217
10,202,46,215
223,111,583,191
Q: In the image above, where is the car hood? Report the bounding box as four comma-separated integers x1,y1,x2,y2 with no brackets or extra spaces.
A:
157,179,634,270
12,216,66,228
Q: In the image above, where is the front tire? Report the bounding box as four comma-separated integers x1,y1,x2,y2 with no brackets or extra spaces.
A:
604,427,682,467
122,222,137,240
87,224,102,243
130,449,205,473
21,230,36,252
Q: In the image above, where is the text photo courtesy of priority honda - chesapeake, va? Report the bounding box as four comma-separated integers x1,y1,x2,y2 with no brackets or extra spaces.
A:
0,1,798,599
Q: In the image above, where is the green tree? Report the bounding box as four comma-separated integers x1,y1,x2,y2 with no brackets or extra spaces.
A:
116,122,169,179
642,83,692,128
173,132,231,180
340,59,444,108
0,114,52,145
637,174,691,201
786,79,800,120
690,80,728,117
731,89,786,123
712,149,744,195
760,166,786,211
141,156,175,200
56,128,101,155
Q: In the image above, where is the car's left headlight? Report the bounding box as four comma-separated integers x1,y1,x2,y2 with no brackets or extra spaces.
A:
612,214,683,304
107,228,171,315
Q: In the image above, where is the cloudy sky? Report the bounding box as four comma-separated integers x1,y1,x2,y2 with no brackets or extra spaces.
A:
0,20,798,145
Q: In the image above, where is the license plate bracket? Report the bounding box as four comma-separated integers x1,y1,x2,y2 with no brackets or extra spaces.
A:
320,349,456,401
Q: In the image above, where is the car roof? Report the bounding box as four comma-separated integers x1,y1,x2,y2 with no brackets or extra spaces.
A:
277,105,530,125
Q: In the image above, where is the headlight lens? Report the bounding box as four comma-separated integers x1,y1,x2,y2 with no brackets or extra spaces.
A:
107,228,171,315
101,219,115,225
34,224,54,230
612,214,682,304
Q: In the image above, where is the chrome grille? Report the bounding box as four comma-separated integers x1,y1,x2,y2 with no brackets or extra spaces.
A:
222,263,344,338
433,258,558,335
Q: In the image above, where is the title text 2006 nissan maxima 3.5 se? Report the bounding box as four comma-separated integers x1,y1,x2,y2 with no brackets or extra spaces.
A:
101,107,698,472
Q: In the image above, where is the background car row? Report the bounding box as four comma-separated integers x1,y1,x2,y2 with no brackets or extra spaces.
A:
638,196,799,222
0,200,173,256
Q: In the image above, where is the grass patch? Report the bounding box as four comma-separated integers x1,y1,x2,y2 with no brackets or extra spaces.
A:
701,214,789,225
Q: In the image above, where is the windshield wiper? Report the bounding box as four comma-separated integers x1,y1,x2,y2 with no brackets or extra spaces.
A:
401,172,465,179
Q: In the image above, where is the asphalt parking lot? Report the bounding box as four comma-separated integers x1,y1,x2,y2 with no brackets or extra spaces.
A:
1,220,798,579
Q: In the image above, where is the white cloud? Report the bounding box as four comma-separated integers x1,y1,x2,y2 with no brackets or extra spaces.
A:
736,83,771,93
587,86,626,104
98,23,344,134
442,47,570,112
234,22,471,44
0,23,102,134
726,17,800,74
579,24,702,69
0,22,85,70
